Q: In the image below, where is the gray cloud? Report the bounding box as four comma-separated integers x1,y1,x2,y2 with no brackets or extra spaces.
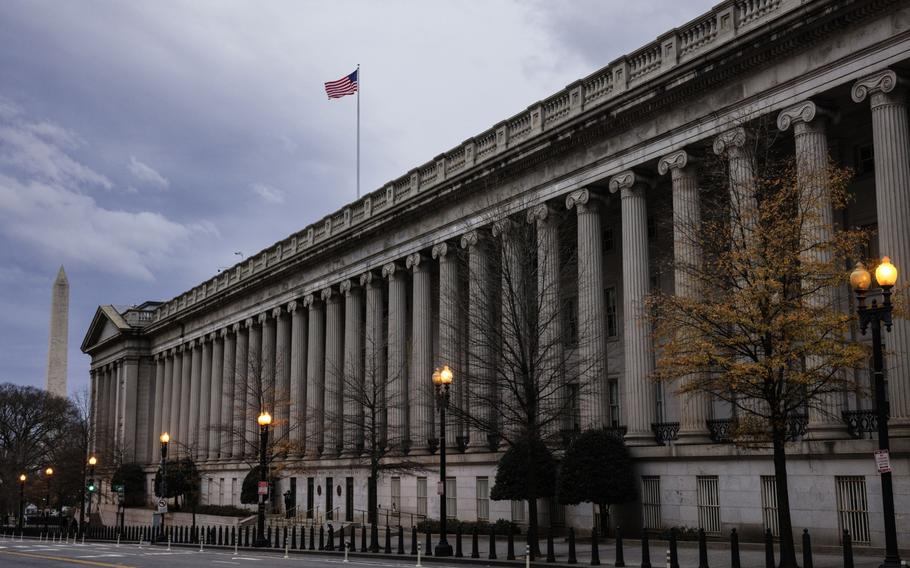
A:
128,156,170,190
251,182,285,204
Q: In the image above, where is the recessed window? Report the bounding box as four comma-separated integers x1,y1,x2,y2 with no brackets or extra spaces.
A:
697,475,721,534
445,477,457,519
476,477,490,521
854,143,874,176
641,476,661,529
606,287,618,337
417,477,427,517
760,476,778,536
836,476,870,544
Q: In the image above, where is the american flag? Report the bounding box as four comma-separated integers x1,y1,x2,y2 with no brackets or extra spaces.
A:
324,69,359,99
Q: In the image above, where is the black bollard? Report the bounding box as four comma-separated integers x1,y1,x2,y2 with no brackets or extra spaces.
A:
291,526,297,549
547,531,555,563
309,525,315,550
319,525,325,551
361,524,366,552
590,526,600,566
615,526,625,568
245,525,251,547
371,522,379,553
843,529,854,568
411,526,418,555
339,524,345,551
268,525,273,548
455,525,463,557
764,529,774,568
398,525,405,554
350,524,356,553
285,526,290,550
641,531,652,568
670,528,680,568
698,528,709,568
425,528,432,556
489,526,497,560
327,524,335,551
471,526,479,559
385,524,392,553
802,528,813,568
730,529,740,568
507,530,515,560
567,527,577,564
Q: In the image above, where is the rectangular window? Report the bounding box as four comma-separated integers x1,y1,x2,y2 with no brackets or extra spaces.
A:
511,500,526,523
608,379,620,427
760,476,779,537
231,478,237,507
641,476,661,529
416,477,427,517
219,478,225,507
655,382,665,423
391,477,401,512
855,143,875,176
696,476,721,534
476,477,490,521
836,476,870,544
606,287,618,337
445,477,457,519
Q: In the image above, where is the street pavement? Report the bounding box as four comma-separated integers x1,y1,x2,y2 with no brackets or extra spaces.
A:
0,534,889,567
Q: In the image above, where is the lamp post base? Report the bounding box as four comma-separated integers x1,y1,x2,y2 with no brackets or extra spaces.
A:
435,541,453,557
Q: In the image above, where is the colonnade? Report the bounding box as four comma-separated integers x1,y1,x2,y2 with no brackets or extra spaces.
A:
90,68,910,467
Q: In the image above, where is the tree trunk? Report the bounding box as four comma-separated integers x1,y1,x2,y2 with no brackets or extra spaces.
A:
367,470,378,526
527,496,540,557
772,425,798,568
598,503,608,537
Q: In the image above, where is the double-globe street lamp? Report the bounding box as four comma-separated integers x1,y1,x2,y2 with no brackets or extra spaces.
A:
85,456,98,530
18,473,26,530
158,432,170,541
254,411,272,547
432,365,454,557
850,256,901,568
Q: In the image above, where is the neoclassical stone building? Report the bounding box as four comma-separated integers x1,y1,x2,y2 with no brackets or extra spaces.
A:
82,0,910,547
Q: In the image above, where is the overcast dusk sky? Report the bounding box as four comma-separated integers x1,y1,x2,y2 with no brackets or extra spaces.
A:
0,1,716,396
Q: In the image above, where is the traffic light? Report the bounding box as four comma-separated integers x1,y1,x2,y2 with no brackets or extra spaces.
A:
87,479,96,493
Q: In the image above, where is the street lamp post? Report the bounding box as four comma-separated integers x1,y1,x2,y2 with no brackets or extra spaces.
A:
850,257,901,568
18,474,26,531
432,365,454,557
159,433,169,541
44,467,54,534
254,412,272,547
85,456,97,532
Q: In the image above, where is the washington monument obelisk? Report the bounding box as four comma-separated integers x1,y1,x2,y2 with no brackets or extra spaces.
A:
45,265,68,397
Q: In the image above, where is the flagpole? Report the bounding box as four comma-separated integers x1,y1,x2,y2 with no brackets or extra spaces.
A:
356,63,360,199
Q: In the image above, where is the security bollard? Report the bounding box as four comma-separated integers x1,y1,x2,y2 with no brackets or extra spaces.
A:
615,526,625,568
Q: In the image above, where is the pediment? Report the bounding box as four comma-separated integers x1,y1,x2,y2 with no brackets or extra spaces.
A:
80,305,130,353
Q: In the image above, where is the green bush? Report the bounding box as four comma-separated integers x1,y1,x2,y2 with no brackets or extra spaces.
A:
111,463,146,508
490,437,557,502
194,504,253,518
153,457,200,508
415,518,521,535
240,465,278,505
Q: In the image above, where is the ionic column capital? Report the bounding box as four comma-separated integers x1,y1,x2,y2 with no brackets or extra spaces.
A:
777,100,835,134
244,317,254,328
431,242,452,260
219,327,229,338
491,218,517,238
712,127,747,156
526,203,556,225
320,287,334,301
359,270,378,287
339,279,357,296
609,170,653,198
257,312,268,325
406,252,426,271
231,322,241,333
852,69,904,106
287,300,299,313
382,262,400,279
565,188,601,213
460,229,483,249
302,293,317,308
657,149,692,175
271,307,283,319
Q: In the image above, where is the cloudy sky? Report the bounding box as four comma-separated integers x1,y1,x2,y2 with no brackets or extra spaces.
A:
0,1,716,397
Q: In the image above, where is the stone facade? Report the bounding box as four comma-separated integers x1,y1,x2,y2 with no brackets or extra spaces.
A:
81,0,910,547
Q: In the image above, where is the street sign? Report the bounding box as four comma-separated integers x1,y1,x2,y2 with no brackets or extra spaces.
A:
157,498,167,513
258,481,269,496
875,449,892,473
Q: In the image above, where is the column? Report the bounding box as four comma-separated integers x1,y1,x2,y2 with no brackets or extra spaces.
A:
383,262,410,453
609,171,656,445
275,307,292,444
323,287,345,456
341,280,364,455
777,101,844,438
289,300,308,457
98,368,109,456
198,336,213,459
460,230,496,450
220,327,236,460
89,370,98,455
170,348,183,444
262,311,276,412
658,150,711,443
110,363,120,452
305,293,326,457
566,189,608,428
248,316,263,452
361,271,387,449
527,205,564,441
407,253,434,453
188,339,203,454
713,127,757,237
852,69,910,433
233,322,248,459
432,242,460,448
122,358,139,461
208,331,224,460
151,357,165,459
177,344,191,451
491,220,524,442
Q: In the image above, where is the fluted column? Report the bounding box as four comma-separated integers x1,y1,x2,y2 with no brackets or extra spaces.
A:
384,262,410,452
220,327,236,460
305,294,326,457
853,69,910,433
610,171,656,445
198,335,213,459
99,367,111,456
232,322,248,459
492,220,524,441
208,331,224,460
109,364,119,452
433,243,460,448
461,230,496,450
777,101,843,438
121,358,139,461
262,311,276,412
362,271,387,449
152,355,165,458
566,189,609,428
90,370,99,455
169,348,183,444
248,316,263,451
714,127,757,238
341,280,365,455
188,339,203,455
659,150,711,443
407,253,434,453
527,205,564,440
179,345,192,453
275,307,291,444
289,300,308,457
324,287,345,456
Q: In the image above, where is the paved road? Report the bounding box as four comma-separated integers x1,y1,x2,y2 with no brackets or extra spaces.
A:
0,535,887,568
